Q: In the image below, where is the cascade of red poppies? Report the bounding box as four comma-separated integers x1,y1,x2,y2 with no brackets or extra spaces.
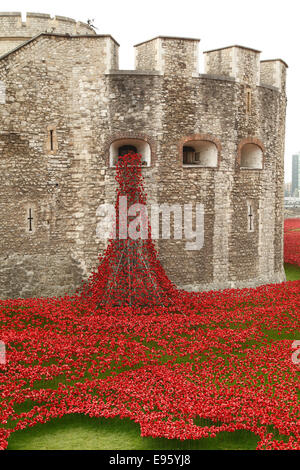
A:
80,153,177,308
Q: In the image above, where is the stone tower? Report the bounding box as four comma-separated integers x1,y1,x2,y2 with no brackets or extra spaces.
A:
0,12,96,56
0,13,287,299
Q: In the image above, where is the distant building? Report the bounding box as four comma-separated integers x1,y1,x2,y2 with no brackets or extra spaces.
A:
292,153,300,197
285,182,292,197
284,196,300,219
284,197,300,208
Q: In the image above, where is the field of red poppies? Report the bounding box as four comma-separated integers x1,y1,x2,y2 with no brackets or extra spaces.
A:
1,161,299,451
1,281,299,451
284,218,300,267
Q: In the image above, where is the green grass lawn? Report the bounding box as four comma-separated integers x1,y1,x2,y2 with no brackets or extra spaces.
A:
5,263,300,451
7,414,258,451
284,263,300,281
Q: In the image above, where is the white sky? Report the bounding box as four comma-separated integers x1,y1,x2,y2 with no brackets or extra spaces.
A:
5,0,299,182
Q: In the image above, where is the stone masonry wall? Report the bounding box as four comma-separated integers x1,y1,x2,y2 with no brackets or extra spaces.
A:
0,32,287,298
204,46,260,85
0,12,96,56
135,38,160,72
0,34,118,298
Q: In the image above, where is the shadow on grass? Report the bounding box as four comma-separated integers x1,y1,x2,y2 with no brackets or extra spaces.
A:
7,414,259,450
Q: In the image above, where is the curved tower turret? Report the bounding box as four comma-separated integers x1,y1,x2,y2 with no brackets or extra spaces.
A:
0,12,96,56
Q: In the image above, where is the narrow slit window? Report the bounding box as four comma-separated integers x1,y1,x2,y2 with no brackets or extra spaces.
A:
247,204,254,232
50,130,54,151
27,208,33,232
246,89,252,114
46,126,57,154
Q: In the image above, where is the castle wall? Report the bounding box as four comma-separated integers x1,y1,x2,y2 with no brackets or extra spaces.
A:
0,35,118,298
0,32,287,298
0,12,96,57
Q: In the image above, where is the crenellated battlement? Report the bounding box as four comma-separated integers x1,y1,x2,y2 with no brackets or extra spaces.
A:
0,12,96,56
134,37,287,91
0,18,287,92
